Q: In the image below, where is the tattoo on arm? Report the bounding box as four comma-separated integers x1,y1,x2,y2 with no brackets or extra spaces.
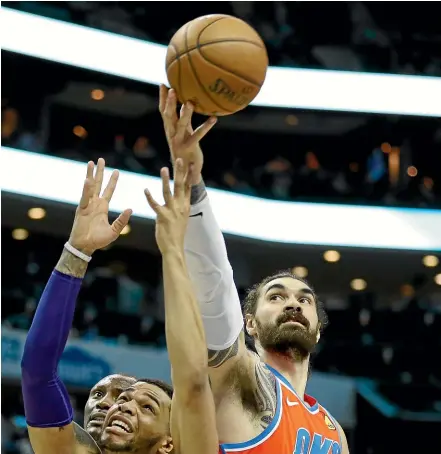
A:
208,336,277,429
253,362,277,429
208,337,240,368
190,180,208,205
73,422,101,453
55,248,88,278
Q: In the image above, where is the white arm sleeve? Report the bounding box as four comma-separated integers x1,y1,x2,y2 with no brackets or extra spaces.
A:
184,195,244,351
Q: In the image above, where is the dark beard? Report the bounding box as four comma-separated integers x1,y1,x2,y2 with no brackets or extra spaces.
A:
256,311,318,360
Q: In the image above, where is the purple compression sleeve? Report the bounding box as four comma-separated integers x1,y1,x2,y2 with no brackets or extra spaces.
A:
21,270,82,427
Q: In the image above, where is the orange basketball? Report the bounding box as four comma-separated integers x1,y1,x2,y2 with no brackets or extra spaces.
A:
166,14,268,116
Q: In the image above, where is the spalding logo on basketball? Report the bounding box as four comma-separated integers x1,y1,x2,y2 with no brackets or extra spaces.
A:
208,78,252,107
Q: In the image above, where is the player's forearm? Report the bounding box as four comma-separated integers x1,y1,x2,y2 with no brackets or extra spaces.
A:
21,249,84,427
162,250,208,387
184,180,244,350
23,248,85,372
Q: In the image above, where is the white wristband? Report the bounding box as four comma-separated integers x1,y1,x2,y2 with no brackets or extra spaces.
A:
64,242,92,263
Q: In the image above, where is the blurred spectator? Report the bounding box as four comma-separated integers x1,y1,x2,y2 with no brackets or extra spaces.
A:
1,106,20,145
256,156,294,200
223,171,257,196
3,299,36,331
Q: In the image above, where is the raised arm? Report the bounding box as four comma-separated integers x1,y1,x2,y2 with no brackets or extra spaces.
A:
22,159,131,454
144,160,218,454
159,86,249,389
22,252,96,454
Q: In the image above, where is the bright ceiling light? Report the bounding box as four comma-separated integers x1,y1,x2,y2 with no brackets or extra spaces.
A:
292,266,308,278
324,250,340,263
351,278,367,291
423,255,439,268
28,207,46,220
12,228,29,240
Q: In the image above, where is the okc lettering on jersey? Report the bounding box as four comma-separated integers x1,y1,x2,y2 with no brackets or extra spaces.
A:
293,428,341,454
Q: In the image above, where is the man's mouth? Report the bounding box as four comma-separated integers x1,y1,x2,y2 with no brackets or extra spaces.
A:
105,415,134,434
88,414,107,427
280,316,308,328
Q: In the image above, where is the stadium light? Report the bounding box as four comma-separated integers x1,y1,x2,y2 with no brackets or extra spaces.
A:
2,8,441,117
28,207,46,220
2,147,441,250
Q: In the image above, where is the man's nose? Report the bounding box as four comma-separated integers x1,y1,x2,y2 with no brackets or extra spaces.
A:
119,401,136,417
96,398,111,411
283,301,302,314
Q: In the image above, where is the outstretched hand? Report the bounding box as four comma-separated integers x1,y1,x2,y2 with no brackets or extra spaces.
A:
68,158,132,256
159,85,217,185
144,158,193,255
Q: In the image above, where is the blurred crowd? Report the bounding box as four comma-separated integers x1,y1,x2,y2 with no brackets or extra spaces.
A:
2,99,440,209
2,228,165,348
2,228,441,422
1,384,86,454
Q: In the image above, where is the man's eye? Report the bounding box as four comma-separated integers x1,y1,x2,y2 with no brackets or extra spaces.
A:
270,294,283,301
299,297,311,304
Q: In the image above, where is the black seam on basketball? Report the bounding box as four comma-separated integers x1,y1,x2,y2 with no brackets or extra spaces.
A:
195,22,263,87
165,39,265,70
166,16,228,72
165,17,225,71
197,44,262,88
185,20,234,114
196,16,230,43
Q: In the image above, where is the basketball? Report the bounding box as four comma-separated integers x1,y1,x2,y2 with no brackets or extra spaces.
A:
166,15,268,116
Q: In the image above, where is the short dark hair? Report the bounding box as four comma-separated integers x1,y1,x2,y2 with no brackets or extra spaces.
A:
242,270,328,333
136,378,174,399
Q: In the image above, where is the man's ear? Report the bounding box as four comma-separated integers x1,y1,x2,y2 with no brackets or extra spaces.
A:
245,314,257,338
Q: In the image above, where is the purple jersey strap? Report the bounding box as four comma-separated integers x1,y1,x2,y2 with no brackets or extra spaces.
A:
21,270,82,427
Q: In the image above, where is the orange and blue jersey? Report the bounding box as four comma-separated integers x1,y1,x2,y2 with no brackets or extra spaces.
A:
219,365,343,454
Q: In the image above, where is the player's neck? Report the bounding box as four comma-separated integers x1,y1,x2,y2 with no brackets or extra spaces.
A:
263,350,309,399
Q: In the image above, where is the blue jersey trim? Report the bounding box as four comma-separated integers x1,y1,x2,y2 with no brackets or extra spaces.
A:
265,364,320,414
221,375,282,451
